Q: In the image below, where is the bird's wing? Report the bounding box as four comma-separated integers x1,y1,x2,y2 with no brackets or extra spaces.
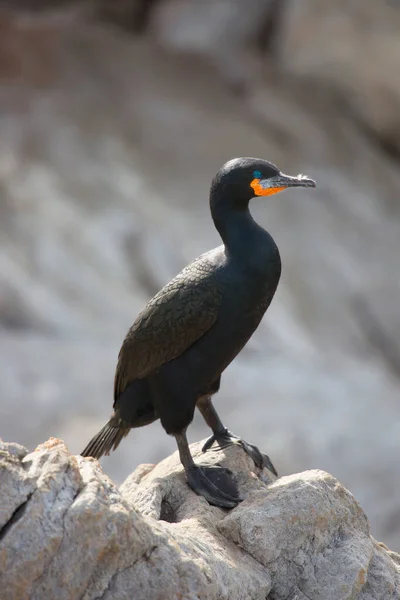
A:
114,255,222,401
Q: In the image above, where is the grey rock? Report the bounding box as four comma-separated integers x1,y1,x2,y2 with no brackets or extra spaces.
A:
219,471,375,599
1,437,399,600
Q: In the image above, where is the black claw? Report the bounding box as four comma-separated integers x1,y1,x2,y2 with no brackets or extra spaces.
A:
240,440,265,469
202,430,278,475
186,465,242,508
202,435,217,453
202,429,237,453
261,453,278,477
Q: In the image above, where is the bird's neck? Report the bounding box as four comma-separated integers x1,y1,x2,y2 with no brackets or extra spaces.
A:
212,204,262,256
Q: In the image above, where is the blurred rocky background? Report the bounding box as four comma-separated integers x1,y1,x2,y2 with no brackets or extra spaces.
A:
0,0,400,549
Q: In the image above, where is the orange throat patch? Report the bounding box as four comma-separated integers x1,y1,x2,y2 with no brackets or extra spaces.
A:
250,178,286,197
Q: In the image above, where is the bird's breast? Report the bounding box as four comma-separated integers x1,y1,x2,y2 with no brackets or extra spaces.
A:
221,237,281,310
173,234,281,387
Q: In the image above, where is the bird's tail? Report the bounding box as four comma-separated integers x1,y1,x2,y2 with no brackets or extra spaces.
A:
81,418,129,459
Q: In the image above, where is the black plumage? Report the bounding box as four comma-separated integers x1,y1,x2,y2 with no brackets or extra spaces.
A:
81,157,316,507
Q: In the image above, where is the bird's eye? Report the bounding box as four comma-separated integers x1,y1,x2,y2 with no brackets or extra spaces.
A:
252,170,262,179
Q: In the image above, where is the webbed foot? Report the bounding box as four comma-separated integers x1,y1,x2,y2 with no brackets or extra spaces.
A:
202,429,278,476
186,464,243,508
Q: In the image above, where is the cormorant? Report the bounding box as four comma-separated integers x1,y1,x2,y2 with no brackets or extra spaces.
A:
81,157,316,508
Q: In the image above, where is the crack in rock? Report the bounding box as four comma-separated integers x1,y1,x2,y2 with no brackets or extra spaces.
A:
0,492,33,543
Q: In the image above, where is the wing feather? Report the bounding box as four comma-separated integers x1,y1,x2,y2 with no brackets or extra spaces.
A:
114,255,221,402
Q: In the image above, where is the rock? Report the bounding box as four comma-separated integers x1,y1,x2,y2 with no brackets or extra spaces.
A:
220,471,373,599
0,437,399,600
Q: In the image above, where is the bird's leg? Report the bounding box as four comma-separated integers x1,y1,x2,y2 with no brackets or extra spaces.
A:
197,396,278,476
174,428,242,508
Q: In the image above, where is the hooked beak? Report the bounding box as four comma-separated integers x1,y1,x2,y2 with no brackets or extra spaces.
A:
251,172,316,197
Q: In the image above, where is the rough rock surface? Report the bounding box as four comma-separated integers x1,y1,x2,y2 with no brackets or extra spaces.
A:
0,436,399,600
0,2,400,552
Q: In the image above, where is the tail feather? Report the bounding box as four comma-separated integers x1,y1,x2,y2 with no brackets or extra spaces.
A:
81,420,129,459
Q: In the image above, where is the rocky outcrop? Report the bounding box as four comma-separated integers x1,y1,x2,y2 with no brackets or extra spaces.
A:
1,437,399,600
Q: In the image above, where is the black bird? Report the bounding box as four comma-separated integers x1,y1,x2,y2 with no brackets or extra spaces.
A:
81,157,316,508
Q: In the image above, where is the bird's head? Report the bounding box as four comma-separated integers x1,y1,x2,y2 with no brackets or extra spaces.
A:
210,157,316,211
